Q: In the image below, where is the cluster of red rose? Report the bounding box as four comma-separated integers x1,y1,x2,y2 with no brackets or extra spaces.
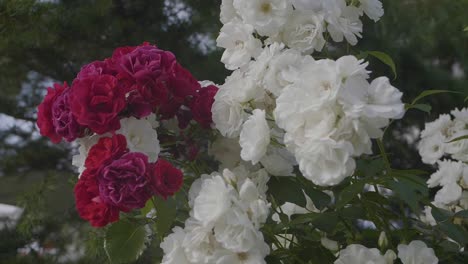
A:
36,43,218,227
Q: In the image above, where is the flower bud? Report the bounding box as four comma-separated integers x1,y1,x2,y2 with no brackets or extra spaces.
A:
378,231,389,249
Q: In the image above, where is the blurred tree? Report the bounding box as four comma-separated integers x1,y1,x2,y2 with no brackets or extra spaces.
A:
0,0,467,263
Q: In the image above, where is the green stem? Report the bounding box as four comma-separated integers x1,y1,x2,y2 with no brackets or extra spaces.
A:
377,139,392,175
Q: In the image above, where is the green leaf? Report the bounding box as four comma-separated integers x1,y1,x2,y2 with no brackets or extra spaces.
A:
439,222,468,245
289,212,321,226
367,51,397,79
447,135,468,143
411,90,459,105
430,206,453,223
311,212,338,233
154,196,177,239
464,26,468,32
386,174,428,213
304,188,331,210
336,181,366,209
141,199,154,218
104,221,149,264
356,158,385,178
407,103,432,113
340,206,366,219
454,210,468,219
268,177,307,207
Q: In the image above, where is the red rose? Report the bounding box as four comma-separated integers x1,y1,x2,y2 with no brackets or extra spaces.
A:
167,62,200,99
76,60,116,80
189,85,219,128
98,152,152,211
37,82,68,143
126,78,170,118
74,169,120,227
85,134,128,171
148,159,183,199
70,74,126,134
51,89,85,142
117,44,175,81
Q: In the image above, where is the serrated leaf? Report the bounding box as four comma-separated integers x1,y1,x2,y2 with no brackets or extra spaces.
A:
104,221,149,264
411,90,459,105
407,104,432,113
268,177,306,207
447,135,468,143
367,51,397,79
336,181,365,209
154,196,177,239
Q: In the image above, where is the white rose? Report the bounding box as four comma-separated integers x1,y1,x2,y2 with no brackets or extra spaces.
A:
182,219,217,263
220,0,239,24
160,227,190,264
397,240,439,264
239,109,271,164
260,147,296,176
418,133,446,165
212,92,247,138
296,138,356,186
420,114,452,139
117,117,160,162
214,206,259,252
364,77,405,119
358,0,384,22
233,0,292,36
281,11,326,54
327,5,363,45
262,48,302,97
335,244,388,264
217,21,262,70
193,176,235,226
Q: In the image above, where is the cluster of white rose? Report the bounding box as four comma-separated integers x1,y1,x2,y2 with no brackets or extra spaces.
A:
418,108,468,225
218,0,384,70
213,0,405,186
160,167,271,264
72,114,160,175
335,241,438,264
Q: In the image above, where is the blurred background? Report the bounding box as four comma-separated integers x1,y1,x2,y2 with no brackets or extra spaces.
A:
0,0,467,263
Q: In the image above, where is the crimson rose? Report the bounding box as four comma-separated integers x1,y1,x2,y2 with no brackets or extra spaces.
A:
70,74,126,134
98,152,152,211
149,158,183,199
74,169,120,227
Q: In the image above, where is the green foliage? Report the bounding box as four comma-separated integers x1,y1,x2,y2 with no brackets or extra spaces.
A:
104,220,150,264
153,196,177,239
365,50,397,79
